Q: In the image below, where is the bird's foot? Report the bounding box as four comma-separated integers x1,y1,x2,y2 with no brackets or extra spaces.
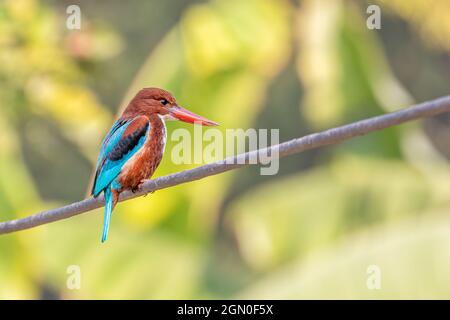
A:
131,181,146,194
131,181,156,197
141,182,157,197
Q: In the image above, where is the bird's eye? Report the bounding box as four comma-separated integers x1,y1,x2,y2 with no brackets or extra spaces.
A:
160,99,169,106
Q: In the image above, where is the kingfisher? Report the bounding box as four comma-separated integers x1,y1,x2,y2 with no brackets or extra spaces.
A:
91,88,218,243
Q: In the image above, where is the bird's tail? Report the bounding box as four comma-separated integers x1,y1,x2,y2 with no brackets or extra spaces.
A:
102,186,118,243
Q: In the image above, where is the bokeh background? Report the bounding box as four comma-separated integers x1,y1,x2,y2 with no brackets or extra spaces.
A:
1,0,450,299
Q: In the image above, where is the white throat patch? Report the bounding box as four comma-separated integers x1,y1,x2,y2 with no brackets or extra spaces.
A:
157,114,168,154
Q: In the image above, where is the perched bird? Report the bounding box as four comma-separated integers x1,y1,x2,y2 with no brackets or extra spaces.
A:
92,88,218,242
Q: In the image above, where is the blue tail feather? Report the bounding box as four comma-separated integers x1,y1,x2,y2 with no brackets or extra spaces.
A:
102,187,114,243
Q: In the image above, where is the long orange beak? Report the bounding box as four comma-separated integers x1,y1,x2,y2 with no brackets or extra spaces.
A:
169,106,218,126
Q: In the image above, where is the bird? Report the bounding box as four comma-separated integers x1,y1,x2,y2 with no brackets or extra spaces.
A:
91,88,218,243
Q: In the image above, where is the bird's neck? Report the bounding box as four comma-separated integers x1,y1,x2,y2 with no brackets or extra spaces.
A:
150,114,167,154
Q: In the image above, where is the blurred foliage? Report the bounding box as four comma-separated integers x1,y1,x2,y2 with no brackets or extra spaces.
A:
228,154,450,271
238,212,450,299
0,0,117,298
1,0,450,299
0,0,115,154
377,0,450,53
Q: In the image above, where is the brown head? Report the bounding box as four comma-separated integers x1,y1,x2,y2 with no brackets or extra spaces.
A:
122,87,218,126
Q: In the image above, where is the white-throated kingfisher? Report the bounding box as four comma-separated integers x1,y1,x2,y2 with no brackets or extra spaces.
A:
91,88,218,243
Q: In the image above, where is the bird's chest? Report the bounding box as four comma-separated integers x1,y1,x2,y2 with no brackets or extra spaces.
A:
118,119,166,190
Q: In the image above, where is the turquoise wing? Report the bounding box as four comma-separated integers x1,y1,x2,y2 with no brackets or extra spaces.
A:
92,116,150,197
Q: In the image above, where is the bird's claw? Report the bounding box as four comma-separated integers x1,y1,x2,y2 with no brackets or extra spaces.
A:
131,182,146,194
131,181,156,197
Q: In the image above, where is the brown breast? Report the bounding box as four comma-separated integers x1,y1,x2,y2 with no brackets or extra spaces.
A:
118,115,166,191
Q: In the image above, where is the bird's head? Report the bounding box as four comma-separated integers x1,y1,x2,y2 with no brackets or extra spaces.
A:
124,87,218,126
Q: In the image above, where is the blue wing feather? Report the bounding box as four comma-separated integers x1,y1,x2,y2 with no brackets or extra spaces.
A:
92,117,150,197
96,120,128,167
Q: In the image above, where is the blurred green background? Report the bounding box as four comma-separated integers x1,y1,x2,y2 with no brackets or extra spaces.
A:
1,0,450,299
